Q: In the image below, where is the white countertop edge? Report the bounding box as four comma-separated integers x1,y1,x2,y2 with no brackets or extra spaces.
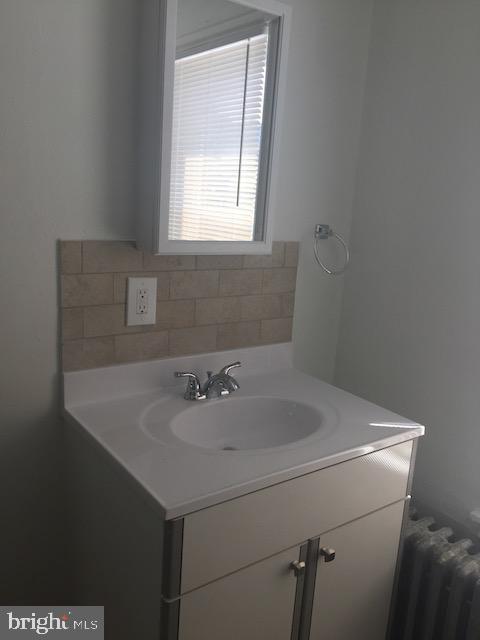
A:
64,406,423,520
64,409,168,518
162,427,424,518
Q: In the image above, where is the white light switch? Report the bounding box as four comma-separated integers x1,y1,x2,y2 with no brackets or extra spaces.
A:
127,277,157,326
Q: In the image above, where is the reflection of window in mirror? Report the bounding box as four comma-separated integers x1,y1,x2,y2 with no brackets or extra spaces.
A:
136,0,290,255
169,1,280,243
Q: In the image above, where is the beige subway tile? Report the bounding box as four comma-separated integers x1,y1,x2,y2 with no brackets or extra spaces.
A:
143,253,195,271
115,331,168,363
243,242,285,268
169,326,217,356
281,292,296,317
82,241,143,273
196,255,243,270
196,297,241,326
62,337,115,371
84,304,134,337
262,268,297,294
217,321,261,350
219,269,262,296
61,308,83,341
284,241,299,267
170,270,219,299
113,272,169,303
155,299,195,330
60,241,82,274
261,318,293,344
61,274,113,307
240,294,282,321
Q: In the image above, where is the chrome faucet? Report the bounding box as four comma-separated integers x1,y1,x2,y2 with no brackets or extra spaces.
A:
174,362,241,400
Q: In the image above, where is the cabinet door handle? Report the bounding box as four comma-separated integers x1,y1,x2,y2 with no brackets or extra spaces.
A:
320,547,336,563
290,560,306,577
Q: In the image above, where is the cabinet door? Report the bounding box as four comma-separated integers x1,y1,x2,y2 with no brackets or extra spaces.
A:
309,501,405,640
178,544,305,640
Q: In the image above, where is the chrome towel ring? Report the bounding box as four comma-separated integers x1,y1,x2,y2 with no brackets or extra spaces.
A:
313,224,350,276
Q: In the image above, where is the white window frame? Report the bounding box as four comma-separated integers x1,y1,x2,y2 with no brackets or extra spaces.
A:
140,0,291,255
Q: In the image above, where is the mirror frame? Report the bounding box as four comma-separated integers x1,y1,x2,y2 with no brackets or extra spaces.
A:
137,0,292,255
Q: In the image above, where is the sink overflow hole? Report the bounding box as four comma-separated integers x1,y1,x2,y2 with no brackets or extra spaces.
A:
222,446,237,451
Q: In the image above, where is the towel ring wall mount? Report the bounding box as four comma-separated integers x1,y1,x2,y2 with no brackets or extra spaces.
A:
313,224,350,276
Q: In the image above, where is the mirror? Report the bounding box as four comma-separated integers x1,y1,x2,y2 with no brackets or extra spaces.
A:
170,0,279,244
137,0,291,254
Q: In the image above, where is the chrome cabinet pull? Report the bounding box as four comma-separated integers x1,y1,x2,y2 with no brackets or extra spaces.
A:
290,560,306,577
319,547,336,563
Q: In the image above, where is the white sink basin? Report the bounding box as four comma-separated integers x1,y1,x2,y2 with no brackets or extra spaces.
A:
169,396,323,451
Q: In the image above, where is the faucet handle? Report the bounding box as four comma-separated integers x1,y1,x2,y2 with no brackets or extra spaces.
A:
174,371,200,381
220,361,241,376
174,371,204,400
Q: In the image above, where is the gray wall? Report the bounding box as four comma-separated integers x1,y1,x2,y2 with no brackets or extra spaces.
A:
286,0,373,379
0,0,139,601
335,0,480,529
0,0,372,600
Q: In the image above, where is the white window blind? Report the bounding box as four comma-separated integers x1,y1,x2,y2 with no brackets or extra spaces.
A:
168,31,269,242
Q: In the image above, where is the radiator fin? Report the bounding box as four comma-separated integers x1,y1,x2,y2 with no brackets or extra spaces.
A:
466,578,480,640
392,515,480,640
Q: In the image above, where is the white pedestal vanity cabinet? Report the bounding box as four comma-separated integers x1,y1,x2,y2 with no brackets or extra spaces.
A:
64,344,423,640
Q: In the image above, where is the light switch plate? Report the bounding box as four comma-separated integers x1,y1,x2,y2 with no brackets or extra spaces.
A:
127,277,157,326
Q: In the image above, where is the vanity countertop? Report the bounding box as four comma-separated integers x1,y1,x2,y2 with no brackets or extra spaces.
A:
63,343,424,519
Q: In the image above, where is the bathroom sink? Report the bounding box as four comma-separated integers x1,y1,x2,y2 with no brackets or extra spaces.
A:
169,396,323,451
65,342,424,516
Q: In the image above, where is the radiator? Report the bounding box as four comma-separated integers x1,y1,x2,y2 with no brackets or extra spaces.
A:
392,513,480,640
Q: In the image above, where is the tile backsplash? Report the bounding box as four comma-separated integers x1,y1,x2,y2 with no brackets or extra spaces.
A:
60,241,299,371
